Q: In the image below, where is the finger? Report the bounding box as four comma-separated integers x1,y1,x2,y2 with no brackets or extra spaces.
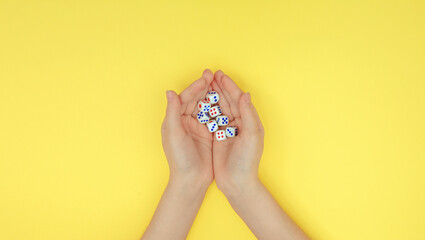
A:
180,69,214,115
239,93,264,135
191,84,214,117
162,90,184,134
215,70,243,118
211,80,234,120
214,70,236,116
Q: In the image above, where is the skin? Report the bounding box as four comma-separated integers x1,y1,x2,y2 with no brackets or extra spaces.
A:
141,70,214,240
212,71,310,240
142,69,310,240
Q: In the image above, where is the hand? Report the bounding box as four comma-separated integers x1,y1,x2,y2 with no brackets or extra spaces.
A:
161,69,214,189
210,71,309,240
145,70,309,240
211,70,265,196
143,70,215,240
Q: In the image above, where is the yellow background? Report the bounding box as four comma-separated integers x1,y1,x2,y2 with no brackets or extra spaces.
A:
1,0,424,239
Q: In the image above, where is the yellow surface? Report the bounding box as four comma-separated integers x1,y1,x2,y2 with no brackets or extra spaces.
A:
1,0,425,239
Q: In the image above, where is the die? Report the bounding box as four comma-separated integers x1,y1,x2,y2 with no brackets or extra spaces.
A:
206,91,219,104
198,100,211,112
206,120,218,132
225,127,238,137
209,106,222,118
204,111,210,118
215,130,227,141
196,111,210,124
216,115,229,126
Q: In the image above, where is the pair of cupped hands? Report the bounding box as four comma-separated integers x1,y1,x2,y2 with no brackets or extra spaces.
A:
161,69,264,196
147,69,308,240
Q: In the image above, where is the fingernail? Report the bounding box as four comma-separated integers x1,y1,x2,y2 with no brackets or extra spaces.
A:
246,92,251,103
166,90,172,102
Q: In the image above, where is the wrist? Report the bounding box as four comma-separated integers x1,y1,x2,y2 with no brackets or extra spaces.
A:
218,175,263,199
167,175,210,197
168,167,213,192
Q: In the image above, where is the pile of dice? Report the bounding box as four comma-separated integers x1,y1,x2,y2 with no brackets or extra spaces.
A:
196,91,238,141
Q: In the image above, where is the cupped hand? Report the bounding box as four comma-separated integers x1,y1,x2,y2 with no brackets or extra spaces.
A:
161,69,214,188
211,70,265,196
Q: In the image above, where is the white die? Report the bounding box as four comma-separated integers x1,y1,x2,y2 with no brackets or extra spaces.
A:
216,115,229,126
196,112,209,124
209,106,222,118
206,120,218,132
225,127,238,137
204,111,210,118
206,91,219,104
197,100,211,112
215,130,227,141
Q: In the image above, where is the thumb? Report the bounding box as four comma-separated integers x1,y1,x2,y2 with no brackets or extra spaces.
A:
162,90,183,133
239,92,263,135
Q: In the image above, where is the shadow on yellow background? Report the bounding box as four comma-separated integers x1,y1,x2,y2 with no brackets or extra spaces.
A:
1,0,424,239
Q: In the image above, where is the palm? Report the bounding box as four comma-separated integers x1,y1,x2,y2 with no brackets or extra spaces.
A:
213,117,247,181
178,115,212,174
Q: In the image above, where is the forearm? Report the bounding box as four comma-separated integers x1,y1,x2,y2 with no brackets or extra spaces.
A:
224,178,310,240
141,178,208,240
